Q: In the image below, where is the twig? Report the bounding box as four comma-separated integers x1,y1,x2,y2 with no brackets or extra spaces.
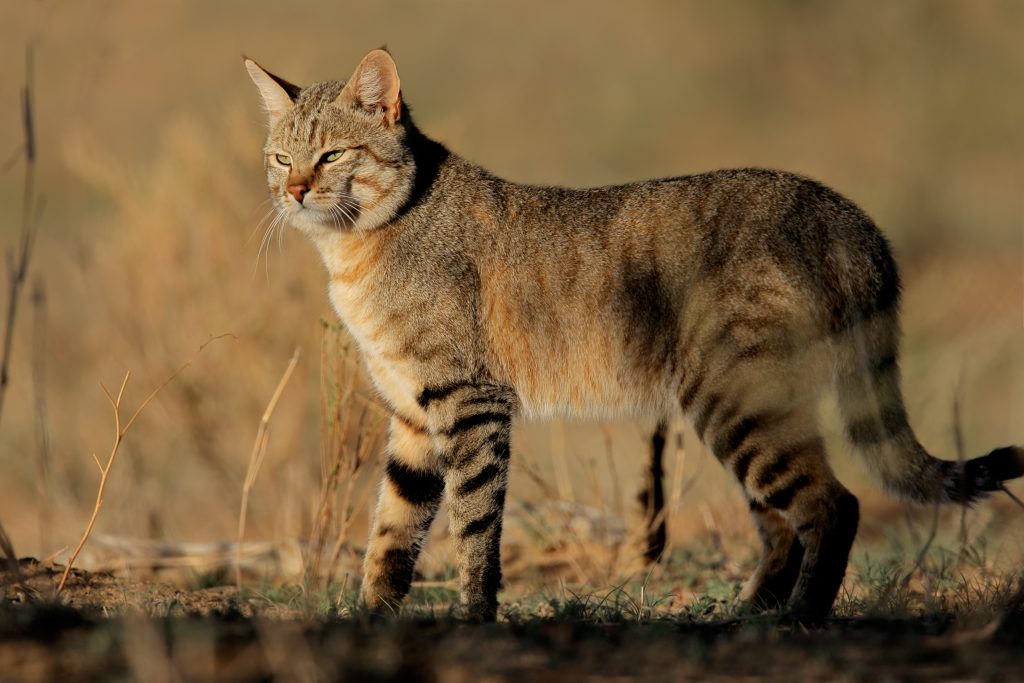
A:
999,484,1024,511
236,347,300,588
57,340,223,592
314,325,383,591
0,46,39,427
0,519,21,580
902,500,940,587
32,276,52,555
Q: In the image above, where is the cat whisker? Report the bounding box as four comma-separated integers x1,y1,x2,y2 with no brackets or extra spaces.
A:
246,201,278,247
254,209,285,279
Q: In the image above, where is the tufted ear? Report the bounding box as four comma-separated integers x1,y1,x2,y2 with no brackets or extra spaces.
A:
244,57,302,128
335,49,402,126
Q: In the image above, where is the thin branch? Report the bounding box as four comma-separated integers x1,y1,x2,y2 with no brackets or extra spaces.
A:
0,519,20,580
236,347,300,587
57,339,226,593
0,45,39,427
902,500,940,587
999,484,1024,511
31,277,52,554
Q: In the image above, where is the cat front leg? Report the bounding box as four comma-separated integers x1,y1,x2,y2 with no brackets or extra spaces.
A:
360,413,443,614
419,381,516,621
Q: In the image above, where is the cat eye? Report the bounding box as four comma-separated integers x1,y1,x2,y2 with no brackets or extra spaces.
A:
321,150,345,164
275,153,292,166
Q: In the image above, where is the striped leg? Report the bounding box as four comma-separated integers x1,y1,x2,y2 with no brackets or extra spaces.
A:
637,420,668,564
419,382,515,621
360,414,443,614
779,480,858,619
693,386,857,618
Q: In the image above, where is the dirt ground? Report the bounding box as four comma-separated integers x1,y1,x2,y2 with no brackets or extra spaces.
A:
2,559,1022,683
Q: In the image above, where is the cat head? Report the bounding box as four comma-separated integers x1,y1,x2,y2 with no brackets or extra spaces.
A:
245,49,414,235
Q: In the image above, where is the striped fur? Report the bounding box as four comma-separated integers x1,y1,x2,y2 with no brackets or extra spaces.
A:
246,50,1023,620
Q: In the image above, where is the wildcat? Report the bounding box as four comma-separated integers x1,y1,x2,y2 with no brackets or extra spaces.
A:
245,49,1023,621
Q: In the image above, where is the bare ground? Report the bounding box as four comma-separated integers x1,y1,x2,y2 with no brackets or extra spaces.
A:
2,559,1022,683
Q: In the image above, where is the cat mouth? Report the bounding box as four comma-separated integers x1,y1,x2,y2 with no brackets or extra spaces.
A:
286,202,360,231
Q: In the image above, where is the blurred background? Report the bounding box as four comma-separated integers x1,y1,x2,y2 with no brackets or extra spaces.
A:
0,1,1021,594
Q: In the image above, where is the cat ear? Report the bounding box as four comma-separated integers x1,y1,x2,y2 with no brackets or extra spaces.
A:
244,57,302,128
336,49,402,126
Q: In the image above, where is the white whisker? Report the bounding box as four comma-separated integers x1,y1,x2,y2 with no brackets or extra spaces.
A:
246,199,277,246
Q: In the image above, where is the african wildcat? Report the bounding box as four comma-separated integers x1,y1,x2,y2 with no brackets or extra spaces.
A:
245,49,1023,621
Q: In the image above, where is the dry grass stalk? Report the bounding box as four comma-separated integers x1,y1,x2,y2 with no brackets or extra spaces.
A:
235,347,300,588
514,454,604,584
307,323,385,592
325,402,385,577
904,385,970,589
57,339,224,592
0,519,20,580
0,46,39,427
599,426,624,522
31,276,52,555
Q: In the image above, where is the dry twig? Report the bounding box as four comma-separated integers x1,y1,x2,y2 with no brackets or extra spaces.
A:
236,347,300,588
0,46,40,426
32,277,52,554
310,324,385,592
0,520,20,580
57,338,227,592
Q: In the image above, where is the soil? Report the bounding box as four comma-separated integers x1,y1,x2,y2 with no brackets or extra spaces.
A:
2,559,1022,682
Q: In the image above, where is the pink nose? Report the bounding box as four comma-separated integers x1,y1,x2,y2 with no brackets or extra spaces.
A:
287,183,309,203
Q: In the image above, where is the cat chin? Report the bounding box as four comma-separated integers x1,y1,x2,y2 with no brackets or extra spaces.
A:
285,206,356,234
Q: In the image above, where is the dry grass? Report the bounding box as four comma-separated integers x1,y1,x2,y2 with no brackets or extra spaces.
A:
235,346,299,587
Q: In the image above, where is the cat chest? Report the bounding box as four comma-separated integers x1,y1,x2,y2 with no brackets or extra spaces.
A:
327,280,425,415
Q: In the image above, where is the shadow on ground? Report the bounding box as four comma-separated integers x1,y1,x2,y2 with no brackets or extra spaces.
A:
2,559,1022,682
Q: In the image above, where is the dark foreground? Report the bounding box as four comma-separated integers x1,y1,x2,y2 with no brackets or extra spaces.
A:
2,560,1023,682
4,604,1023,682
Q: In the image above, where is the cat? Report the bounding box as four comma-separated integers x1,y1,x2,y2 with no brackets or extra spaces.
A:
245,48,1023,621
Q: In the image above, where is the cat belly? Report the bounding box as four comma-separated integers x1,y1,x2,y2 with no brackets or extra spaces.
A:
496,332,673,420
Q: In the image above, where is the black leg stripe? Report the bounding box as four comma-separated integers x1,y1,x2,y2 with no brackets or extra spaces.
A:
651,421,667,459
694,393,724,440
755,438,822,489
679,371,705,411
765,474,813,510
462,395,512,409
460,510,500,538
482,432,512,460
416,382,475,408
445,412,509,437
385,459,444,505
732,447,759,486
457,463,502,497
712,413,768,459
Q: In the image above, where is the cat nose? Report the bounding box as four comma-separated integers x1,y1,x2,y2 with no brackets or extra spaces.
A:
287,183,310,203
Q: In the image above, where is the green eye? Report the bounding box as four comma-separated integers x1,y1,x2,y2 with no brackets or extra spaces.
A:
275,153,291,166
322,150,344,163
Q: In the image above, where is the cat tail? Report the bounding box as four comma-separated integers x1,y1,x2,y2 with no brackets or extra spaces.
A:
834,308,1023,504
